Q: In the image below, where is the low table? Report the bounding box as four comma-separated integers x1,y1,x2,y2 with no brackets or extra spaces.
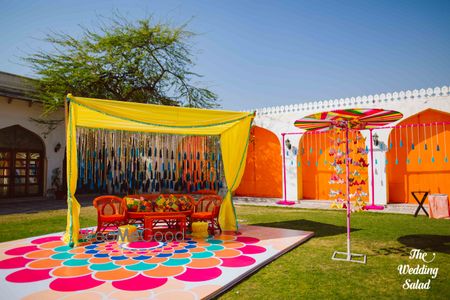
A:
143,213,187,241
128,210,192,224
411,191,429,217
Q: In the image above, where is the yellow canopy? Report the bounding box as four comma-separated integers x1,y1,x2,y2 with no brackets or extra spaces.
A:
63,94,254,246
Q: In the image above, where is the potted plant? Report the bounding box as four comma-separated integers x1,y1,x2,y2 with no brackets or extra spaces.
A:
51,167,65,200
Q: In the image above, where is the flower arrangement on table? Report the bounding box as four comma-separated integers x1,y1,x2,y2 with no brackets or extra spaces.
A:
124,194,196,224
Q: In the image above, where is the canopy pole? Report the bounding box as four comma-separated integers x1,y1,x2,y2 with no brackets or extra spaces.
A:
64,96,69,134
64,96,69,198
365,128,384,210
63,94,76,247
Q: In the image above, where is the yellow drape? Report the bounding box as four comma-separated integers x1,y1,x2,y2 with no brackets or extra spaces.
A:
218,118,253,231
63,102,81,246
63,94,253,246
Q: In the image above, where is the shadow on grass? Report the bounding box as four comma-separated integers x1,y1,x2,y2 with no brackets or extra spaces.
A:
373,246,411,257
253,219,360,238
398,234,450,254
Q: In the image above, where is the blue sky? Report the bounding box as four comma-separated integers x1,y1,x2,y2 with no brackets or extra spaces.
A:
0,0,449,110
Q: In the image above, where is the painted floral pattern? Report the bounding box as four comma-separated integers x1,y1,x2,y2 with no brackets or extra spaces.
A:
0,232,267,292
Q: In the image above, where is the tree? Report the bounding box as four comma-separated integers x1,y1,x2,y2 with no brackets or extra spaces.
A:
25,16,218,113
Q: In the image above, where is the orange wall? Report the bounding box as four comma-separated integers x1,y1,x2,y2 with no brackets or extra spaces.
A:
387,109,450,203
298,130,368,200
235,126,282,198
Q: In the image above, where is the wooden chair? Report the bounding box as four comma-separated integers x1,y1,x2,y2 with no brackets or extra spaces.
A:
191,195,222,235
93,195,128,232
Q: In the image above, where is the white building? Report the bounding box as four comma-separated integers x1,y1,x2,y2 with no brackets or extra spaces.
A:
236,86,450,206
1,69,449,206
0,71,65,199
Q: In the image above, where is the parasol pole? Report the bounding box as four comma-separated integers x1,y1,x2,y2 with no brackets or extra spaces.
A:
345,125,351,259
365,128,384,210
332,123,366,263
277,133,295,205
282,133,287,202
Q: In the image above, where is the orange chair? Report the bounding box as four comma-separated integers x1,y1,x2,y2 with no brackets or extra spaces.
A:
93,195,128,232
191,195,222,235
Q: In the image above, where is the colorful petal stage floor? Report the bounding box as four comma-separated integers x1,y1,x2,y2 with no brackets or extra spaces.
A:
0,225,313,300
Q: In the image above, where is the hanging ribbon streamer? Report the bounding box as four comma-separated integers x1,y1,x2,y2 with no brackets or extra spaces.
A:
444,124,448,163
436,122,440,152
306,133,310,166
385,131,389,165
374,130,378,164
405,125,410,164
430,124,435,163
418,125,422,164
399,126,403,148
328,129,368,211
423,124,428,151
315,132,318,167
319,132,323,155
395,127,399,165
75,129,223,195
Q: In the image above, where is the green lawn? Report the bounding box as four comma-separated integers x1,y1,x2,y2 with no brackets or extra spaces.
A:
0,205,449,299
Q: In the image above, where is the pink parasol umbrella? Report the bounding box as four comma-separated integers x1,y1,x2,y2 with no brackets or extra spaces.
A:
294,108,403,263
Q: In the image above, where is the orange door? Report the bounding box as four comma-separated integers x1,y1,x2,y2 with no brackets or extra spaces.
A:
235,126,282,198
387,109,450,203
298,130,368,201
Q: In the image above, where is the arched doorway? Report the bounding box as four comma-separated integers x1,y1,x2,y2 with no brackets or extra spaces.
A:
387,109,450,203
0,125,45,198
235,126,282,197
297,130,369,200
297,131,333,200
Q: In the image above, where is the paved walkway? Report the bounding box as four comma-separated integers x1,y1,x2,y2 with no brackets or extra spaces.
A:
233,197,430,215
0,194,97,215
0,195,429,216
